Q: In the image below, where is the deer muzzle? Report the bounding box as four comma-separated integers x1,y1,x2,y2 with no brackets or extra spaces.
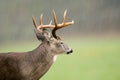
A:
66,48,73,54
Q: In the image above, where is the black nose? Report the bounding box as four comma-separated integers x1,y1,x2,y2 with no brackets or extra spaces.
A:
67,49,73,54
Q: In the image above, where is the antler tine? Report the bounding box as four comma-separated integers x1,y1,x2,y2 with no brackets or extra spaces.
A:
40,14,43,26
49,20,52,25
32,16,38,31
53,10,58,27
61,9,74,27
52,10,59,39
62,9,67,24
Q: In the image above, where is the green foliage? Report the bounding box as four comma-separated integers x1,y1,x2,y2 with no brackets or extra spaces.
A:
0,38,120,80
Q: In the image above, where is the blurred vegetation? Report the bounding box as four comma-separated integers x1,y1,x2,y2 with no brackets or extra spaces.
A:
0,0,120,43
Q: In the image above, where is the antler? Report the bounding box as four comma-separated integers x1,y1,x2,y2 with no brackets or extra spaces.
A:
32,10,74,39
52,10,74,39
32,14,54,32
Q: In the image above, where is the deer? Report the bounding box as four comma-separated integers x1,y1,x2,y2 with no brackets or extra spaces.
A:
0,10,74,80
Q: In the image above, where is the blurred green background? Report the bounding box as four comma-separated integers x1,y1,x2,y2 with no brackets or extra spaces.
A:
0,0,120,80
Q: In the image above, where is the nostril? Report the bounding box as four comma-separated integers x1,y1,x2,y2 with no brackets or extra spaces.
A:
67,49,73,54
70,49,73,53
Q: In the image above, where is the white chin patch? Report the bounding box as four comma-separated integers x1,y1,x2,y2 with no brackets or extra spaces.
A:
53,55,57,62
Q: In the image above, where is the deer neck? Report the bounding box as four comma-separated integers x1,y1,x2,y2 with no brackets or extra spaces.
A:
28,42,56,79
31,42,55,64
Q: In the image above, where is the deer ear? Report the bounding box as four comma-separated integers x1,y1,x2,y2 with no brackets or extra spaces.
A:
34,29,46,42
34,29,52,42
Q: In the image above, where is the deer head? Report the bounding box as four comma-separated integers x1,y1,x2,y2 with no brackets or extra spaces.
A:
32,10,74,54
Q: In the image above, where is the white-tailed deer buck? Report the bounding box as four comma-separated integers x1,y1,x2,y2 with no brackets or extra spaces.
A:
0,10,74,80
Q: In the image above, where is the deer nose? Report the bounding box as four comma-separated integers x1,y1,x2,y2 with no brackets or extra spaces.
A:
67,49,73,54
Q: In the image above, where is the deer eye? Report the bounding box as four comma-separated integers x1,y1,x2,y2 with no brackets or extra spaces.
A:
60,41,63,44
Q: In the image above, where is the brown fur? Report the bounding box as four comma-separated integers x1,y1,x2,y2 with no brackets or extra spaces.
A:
0,42,55,80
